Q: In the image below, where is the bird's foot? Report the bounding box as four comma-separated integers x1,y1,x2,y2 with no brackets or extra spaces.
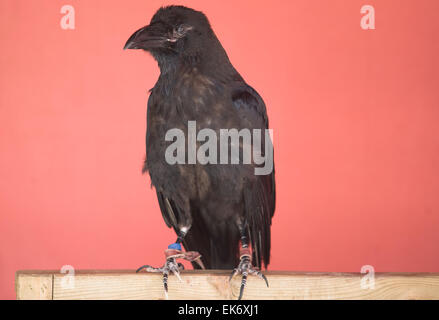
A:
229,246,269,300
136,243,204,299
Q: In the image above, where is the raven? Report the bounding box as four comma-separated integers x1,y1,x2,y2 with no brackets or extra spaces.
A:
124,5,275,300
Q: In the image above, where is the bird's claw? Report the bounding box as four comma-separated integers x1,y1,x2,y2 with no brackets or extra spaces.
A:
136,246,204,299
136,257,183,299
229,247,269,300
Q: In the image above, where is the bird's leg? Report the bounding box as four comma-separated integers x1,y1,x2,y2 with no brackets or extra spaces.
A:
229,235,269,300
136,230,204,299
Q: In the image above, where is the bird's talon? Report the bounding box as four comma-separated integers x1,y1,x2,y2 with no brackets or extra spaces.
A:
230,254,269,300
136,248,203,298
195,257,206,270
171,265,182,282
136,264,160,273
136,257,180,298
136,265,148,273
260,272,269,287
229,268,238,282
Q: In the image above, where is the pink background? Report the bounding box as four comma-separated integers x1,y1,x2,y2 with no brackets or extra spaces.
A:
1,0,439,299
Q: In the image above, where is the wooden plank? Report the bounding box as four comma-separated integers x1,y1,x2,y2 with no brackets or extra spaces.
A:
15,271,53,300
15,270,439,300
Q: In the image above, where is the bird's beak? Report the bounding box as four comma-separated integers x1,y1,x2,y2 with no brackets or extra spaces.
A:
124,24,168,50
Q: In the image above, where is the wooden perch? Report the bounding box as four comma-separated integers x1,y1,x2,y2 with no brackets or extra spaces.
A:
15,270,439,300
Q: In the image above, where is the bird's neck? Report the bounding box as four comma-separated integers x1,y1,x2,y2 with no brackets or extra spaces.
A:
153,52,180,76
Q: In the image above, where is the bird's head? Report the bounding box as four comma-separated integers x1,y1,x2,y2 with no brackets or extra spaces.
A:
124,6,221,67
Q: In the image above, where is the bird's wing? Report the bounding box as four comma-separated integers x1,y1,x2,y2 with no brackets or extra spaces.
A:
146,91,213,268
156,190,178,229
232,84,276,269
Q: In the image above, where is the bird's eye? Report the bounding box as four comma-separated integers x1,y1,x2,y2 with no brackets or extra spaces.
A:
177,25,185,34
175,24,193,37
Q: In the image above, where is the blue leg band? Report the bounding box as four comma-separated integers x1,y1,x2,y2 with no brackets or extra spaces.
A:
168,243,182,250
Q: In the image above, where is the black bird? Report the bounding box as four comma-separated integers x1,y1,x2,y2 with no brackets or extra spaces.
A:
124,6,275,300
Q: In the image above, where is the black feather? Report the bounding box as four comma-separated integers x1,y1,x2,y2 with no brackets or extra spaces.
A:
127,5,275,269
